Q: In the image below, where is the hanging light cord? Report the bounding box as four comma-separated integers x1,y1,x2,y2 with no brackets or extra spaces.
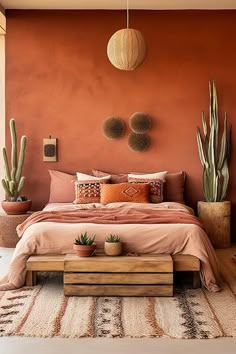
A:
126,0,129,29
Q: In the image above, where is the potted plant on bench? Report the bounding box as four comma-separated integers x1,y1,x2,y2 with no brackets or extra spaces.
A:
73,232,96,257
104,234,122,256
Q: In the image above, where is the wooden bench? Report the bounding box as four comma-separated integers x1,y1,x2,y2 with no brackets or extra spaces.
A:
26,253,201,291
64,254,174,296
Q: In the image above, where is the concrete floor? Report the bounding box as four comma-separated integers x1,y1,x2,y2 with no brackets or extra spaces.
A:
0,247,236,354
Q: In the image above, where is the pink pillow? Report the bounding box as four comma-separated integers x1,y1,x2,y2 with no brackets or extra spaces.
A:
48,170,76,203
92,169,128,184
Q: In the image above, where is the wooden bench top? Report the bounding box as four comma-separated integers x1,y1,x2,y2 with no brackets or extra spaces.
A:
26,253,200,272
64,254,173,272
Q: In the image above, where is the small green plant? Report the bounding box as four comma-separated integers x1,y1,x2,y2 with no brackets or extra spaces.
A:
105,234,120,243
74,232,96,245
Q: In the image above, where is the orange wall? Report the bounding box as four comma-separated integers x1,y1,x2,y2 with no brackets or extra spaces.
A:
5,10,236,235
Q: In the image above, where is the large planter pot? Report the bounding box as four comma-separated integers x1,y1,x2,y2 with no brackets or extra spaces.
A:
73,244,96,257
1,200,32,215
104,241,122,256
197,201,231,249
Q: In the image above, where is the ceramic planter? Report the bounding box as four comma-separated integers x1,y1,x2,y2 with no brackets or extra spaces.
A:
197,201,231,248
104,241,122,256
73,243,96,257
1,200,32,215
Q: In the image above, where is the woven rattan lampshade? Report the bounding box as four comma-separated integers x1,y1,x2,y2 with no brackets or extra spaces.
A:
107,28,146,71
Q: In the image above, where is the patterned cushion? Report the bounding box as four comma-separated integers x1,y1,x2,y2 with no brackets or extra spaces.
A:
128,176,164,203
74,178,110,204
100,183,150,205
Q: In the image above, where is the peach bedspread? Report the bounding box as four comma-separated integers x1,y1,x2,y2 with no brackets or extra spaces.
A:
0,202,221,292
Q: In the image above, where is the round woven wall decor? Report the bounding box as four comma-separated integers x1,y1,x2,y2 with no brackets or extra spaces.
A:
128,132,150,152
107,28,147,71
129,112,152,134
102,116,126,140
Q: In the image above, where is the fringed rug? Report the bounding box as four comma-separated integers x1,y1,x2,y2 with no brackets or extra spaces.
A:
0,274,236,339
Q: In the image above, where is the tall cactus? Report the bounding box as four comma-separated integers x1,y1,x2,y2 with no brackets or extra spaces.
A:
196,81,231,202
2,119,27,201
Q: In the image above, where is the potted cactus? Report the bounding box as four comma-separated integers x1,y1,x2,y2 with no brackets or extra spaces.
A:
73,232,96,257
196,80,232,248
1,119,31,215
104,234,122,256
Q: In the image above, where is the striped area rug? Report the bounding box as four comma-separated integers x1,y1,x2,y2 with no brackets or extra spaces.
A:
0,274,236,339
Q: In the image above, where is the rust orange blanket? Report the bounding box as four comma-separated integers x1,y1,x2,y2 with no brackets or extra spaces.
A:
17,208,204,237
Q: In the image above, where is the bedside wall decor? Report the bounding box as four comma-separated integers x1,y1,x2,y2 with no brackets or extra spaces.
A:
43,136,57,162
102,116,126,140
128,132,150,152
129,112,152,134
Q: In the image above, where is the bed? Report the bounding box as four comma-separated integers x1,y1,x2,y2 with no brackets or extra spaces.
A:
0,201,221,292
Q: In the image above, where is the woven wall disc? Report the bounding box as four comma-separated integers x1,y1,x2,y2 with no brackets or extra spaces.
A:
128,132,150,152
129,112,152,134
102,116,126,140
107,28,147,71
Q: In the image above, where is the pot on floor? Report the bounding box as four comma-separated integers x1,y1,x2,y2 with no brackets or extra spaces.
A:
197,201,231,248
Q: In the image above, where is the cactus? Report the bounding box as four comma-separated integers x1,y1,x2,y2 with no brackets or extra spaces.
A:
2,119,27,201
196,81,232,202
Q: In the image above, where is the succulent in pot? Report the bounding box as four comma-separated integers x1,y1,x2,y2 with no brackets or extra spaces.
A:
196,80,232,248
104,234,122,256
73,232,96,257
1,119,31,215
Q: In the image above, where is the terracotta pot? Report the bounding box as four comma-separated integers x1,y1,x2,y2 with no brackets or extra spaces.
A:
73,243,96,257
197,201,231,248
104,241,122,256
1,200,32,215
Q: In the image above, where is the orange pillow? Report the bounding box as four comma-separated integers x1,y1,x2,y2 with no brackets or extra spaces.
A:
100,183,150,205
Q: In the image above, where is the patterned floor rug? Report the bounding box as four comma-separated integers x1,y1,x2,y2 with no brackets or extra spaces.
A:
0,274,236,339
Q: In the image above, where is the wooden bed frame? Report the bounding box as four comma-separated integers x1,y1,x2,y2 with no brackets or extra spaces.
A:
26,254,201,292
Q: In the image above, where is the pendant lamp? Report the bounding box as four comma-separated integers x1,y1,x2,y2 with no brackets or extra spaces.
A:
107,0,147,71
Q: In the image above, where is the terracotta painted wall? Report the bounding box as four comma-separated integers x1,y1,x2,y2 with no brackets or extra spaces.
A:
5,10,236,236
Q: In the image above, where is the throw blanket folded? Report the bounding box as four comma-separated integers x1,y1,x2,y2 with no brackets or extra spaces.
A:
17,207,204,237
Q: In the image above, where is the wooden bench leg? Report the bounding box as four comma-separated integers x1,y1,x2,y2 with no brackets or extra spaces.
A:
25,271,37,286
193,271,201,289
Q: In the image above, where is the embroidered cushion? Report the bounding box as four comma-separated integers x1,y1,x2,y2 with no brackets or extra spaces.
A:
100,182,150,205
74,174,110,204
128,176,164,203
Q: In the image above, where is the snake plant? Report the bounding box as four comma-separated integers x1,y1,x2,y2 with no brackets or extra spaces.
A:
196,81,231,202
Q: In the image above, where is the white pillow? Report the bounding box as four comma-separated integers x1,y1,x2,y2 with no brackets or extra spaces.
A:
128,171,168,180
76,172,111,181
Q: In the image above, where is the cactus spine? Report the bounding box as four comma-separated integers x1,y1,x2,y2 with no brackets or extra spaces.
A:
196,81,231,202
2,119,27,201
